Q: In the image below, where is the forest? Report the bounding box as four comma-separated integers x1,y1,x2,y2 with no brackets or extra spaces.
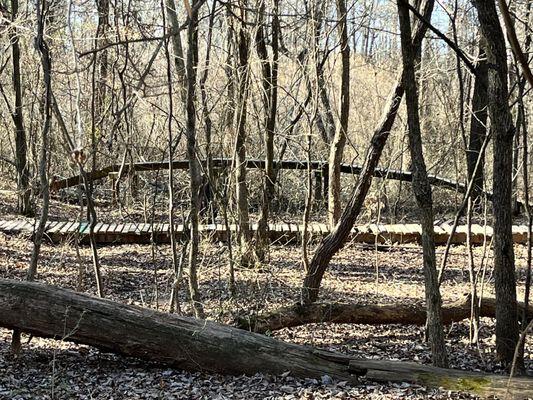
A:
1,0,533,398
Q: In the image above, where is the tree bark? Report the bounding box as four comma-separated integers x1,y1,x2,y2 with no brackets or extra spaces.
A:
397,0,447,368
471,0,520,368
165,0,187,102
236,296,533,334
327,0,350,227
466,37,488,209
234,6,253,266
94,0,109,133
183,0,205,318
27,0,52,281
10,0,31,216
301,0,435,305
254,0,279,262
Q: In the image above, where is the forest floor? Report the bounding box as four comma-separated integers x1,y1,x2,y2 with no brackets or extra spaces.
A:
0,191,532,399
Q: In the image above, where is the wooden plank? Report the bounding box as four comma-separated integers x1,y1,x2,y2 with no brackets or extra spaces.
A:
396,224,419,243
114,223,125,233
439,223,466,244
4,221,19,231
11,221,27,232
368,224,380,235
16,221,32,232
131,223,143,234
66,222,81,233
48,222,67,234
0,221,11,230
353,224,372,243
403,224,422,234
203,224,216,232
318,223,329,235
3,221,20,232
92,222,104,234
1,220,17,230
432,225,448,245
139,223,152,234
103,223,115,233
78,222,90,234
382,224,401,244
10,220,26,231
310,223,322,234
470,224,486,237
99,224,111,235
122,223,133,234
198,224,209,233
59,222,76,234
45,221,59,231
512,225,528,244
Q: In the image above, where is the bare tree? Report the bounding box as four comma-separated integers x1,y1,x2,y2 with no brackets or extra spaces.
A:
301,0,435,304
233,1,253,267
8,0,31,216
471,0,520,368
396,0,447,368
183,0,205,318
327,0,350,227
254,0,279,262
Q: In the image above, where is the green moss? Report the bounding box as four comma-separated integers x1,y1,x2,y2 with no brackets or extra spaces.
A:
421,373,490,394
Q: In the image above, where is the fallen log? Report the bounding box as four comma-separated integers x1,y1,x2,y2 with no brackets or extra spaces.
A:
235,296,533,333
350,359,533,400
1,279,532,399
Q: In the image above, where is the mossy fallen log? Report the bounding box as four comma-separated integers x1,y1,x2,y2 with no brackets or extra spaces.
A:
0,279,531,399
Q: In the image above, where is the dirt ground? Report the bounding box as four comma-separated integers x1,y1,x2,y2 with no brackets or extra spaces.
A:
0,191,532,399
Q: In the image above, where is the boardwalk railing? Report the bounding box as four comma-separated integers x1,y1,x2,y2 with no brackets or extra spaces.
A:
51,158,470,196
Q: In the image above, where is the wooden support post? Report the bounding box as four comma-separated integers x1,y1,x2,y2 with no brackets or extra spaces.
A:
109,172,119,204
314,169,323,203
130,173,139,201
322,166,329,205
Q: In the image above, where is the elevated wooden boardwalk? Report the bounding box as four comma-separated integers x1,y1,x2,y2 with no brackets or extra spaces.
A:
0,219,530,246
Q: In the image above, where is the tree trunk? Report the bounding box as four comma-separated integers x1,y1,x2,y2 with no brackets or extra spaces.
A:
397,0,447,368
184,0,205,318
471,0,520,368
165,0,187,102
254,0,279,262
234,6,253,266
466,37,488,210
163,4,182,314
1,280,532,399
94,0,109,134
10,0,31,216
301,0,435,305
327,0,350,227
27,0,52,281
